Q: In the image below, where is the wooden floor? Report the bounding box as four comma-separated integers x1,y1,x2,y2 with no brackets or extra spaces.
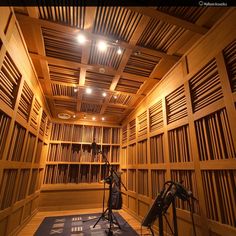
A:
17,208,150,236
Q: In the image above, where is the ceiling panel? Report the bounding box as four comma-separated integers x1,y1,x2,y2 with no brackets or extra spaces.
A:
42,27,82,63
104,106,126,115
54,99,77,111
124,51,161,77
80,103,102,113
51,84,77,98
85,71,113,89
115,78,143,94
88,41,124,69
93,6,142,42
38,5,86,29
13,6,227,124
137,18,186,53
48,64,80,84
109,94,133,106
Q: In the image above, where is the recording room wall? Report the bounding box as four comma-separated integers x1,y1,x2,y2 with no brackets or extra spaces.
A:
0,7,51,235
120,8,236,236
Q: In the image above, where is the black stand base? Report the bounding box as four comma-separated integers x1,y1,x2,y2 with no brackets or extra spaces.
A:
93,207,121,235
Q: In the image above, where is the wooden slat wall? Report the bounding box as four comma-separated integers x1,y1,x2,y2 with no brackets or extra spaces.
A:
120,9,236,236
0,7,51,236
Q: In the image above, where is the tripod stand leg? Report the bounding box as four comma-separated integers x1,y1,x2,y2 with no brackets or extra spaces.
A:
93,208,108,228
110,212,121,229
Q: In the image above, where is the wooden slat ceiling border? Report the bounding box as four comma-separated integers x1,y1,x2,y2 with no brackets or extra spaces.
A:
126,7,208,35
156,7,207,23
38,5,86,29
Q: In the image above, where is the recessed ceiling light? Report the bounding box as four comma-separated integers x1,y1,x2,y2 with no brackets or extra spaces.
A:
99,67,105,73
58,113,71,120
86,88,92,94
92,117,96,121
117,48,122,55
102,117,105,121
77,34,86,44
98,41,107,52
73,115,76,118
74,88,78,92
102,92,107,97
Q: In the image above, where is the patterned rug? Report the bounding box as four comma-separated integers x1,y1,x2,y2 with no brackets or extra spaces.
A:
34,212,139,236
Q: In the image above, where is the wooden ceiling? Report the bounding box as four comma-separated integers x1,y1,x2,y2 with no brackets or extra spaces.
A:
13,5,227,124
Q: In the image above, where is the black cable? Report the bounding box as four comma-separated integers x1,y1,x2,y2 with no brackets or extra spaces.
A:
188,199,197,236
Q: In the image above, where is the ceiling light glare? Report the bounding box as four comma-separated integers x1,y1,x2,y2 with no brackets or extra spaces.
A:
92,117,96,121
98,41,107,52
77,34,86,44
114,95,117,99
102,117,105,121
73,115,76,118
117,48,122,55
74,88,78,92
102,92,107,97
86,88,92,94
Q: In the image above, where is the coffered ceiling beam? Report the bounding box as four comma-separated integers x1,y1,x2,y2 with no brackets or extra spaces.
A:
47,76,146,98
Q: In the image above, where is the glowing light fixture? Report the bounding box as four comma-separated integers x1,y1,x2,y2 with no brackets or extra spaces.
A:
92,117,96,121
114,95,117,99
86,88,92,94
72,115,76,118
98,41,107,52
102,92,107,97
102,117,105,121
77,34,86,44
74,88,78,92
117,48,122,55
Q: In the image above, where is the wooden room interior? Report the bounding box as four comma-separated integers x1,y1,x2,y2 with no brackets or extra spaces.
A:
0,4,235,236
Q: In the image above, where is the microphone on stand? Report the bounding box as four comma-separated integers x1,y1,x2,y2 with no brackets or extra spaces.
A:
91,138,98,155
175,181,198,201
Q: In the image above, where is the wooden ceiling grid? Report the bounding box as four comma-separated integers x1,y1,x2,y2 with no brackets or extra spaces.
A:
13,5,225,124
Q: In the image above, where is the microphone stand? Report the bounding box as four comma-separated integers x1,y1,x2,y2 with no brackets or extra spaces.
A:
93,150,127,236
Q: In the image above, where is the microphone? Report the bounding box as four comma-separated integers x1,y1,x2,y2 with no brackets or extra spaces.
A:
91,138,98,155
175,182,198,201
